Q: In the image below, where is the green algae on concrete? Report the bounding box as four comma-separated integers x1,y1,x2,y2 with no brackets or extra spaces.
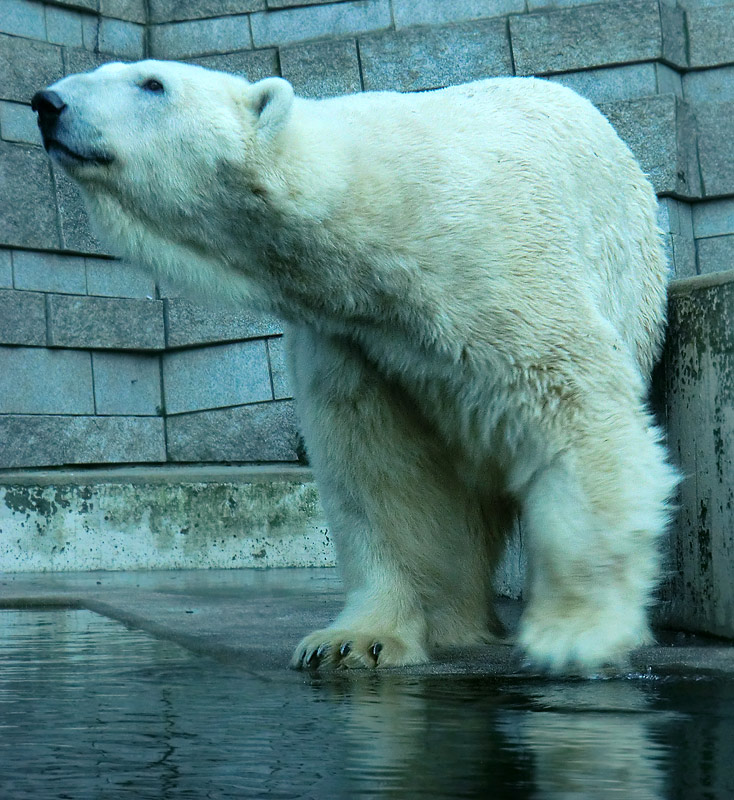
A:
0,466,334,572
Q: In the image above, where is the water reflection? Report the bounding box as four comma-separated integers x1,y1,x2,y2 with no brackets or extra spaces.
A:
0,610,732,799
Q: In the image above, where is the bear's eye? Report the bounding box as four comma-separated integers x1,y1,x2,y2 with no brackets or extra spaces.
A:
141,78,164,94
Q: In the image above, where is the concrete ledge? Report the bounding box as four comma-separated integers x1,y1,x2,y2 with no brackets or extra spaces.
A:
0,465,334,572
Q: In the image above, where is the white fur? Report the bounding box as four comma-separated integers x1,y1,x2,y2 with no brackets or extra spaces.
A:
44,60,679,673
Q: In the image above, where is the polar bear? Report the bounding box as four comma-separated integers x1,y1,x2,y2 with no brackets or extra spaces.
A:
33,60,678,673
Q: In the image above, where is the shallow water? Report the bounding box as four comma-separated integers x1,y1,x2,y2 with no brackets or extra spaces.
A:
0,610,732,799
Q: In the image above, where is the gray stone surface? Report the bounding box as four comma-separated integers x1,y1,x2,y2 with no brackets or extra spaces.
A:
0,289,46,346
0,250,11,288
191,49,280,81
0,414,166,468
600,95,701,199
0,100,43,146
696,101,734,198
251,0,391,48
62,48,127,75
45,5,84,48
0,0,47,40
360,18,512,92
100,0,147,24
150,0,264,24
660,276,734,639
696,235,734,275
687,5,734,69
0,33,64,104
267,336,292,399
267,0,349,7
86,258,156,299
280,39,362,98
692,197,734,238
149,15,253,59
163,339,272,414
92,351,163,416
659,198,696,279
164,297,282,347
52,165,105,254
548,63,679,106
47,0,96,11
0,346,94,414
47,295,166,350
0,466,330,572
392,0,524,28
0,141,60,250
684,65,734,105
98,17,145,59
510,0,679,77
12,250,87,295
80,11,99,50
166,399,300,462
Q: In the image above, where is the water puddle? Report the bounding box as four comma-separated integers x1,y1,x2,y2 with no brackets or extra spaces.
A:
0,610,732,798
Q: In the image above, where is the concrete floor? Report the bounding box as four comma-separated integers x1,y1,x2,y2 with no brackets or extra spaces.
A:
1,567,732,680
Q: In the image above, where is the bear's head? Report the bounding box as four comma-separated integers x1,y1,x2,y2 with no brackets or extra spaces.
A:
32,60,296,301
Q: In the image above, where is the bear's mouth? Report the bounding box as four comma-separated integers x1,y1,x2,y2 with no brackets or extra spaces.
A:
45,138,114,167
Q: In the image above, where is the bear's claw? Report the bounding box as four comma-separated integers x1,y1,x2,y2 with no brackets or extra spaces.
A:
290,629,426,670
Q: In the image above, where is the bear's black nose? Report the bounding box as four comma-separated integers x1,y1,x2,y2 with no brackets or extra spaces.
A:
31,90,67,140
31,89,66,116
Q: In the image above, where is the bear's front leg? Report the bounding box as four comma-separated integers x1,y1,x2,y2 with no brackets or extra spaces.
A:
286,325,501,670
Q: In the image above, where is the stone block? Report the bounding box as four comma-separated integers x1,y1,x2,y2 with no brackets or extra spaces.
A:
13,250,87,295
99,0,147,24
510,0,681,77
149,16,253,59
0,141,60,250
163,340,273,414
659,276,734,638
190,49,279,81
52,165,105,254
45,5,84,48
47,295,166,350
280,39,361,98
549,64,659,106
251,0,391,48
696,235,734,275
0,249,11,288
360,17,512,92
98,18,145,59
164,297,282,347
150,0,264,24
0,346,94,414
80,13,99,50
0,0,47,40
659,198,696,279
393,0,524,28
0,100,42,146
687,5,734,68
86,258,156,299
684,66,734,105
166,399,300,462
47,0,96,11
267,336,292,399
0,414,167,468
692,198,734,238
93,352,163,416
599,95,701,199
696,102,734,198
0,289,46,345
63,49,126,76
0,33,64,105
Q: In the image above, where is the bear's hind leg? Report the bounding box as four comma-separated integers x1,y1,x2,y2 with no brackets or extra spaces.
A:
516,402,678,674
287,325,502,669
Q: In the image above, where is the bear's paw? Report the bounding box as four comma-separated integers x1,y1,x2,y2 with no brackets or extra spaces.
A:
290,628,429,670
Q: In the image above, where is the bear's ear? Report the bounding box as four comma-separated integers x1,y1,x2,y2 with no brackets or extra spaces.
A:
246,77,294,138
